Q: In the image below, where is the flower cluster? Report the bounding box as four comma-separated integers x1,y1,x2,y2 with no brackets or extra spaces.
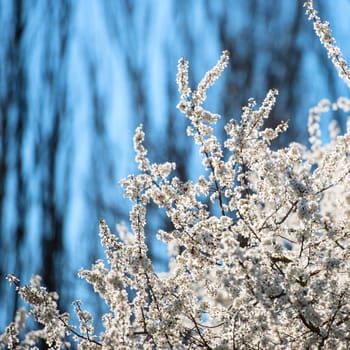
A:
2,3,350,349
1,275,70,349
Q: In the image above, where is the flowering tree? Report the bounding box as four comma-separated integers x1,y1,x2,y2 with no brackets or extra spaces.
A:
2,1,350,349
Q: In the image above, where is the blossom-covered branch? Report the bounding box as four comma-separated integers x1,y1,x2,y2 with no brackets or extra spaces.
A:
304,0,350,88
2,4,350,349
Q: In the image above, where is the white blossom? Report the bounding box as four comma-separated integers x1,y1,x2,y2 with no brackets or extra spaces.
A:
304,0,350,88
3,6,350,349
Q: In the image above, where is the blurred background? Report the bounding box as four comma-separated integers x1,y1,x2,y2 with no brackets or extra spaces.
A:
1,0,350,332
